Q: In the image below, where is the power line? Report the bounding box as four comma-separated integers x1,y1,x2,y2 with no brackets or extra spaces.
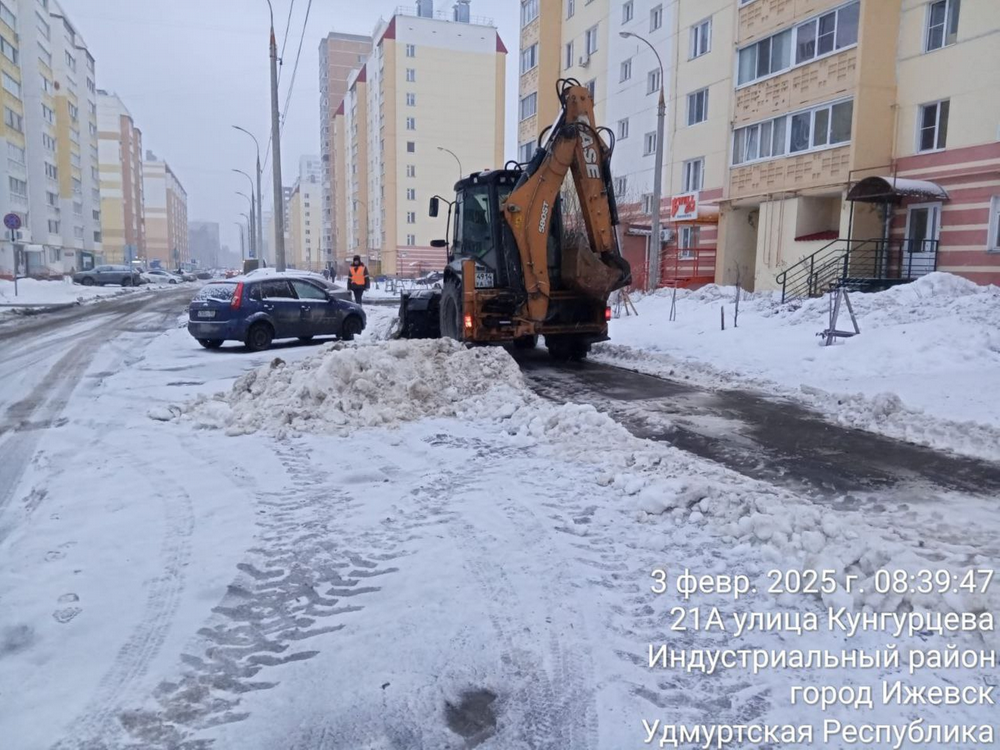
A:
277,0,296,84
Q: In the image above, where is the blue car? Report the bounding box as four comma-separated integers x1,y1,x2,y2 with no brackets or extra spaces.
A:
187,274,366,351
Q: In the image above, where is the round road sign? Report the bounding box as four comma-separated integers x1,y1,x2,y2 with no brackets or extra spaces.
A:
4,213,21,231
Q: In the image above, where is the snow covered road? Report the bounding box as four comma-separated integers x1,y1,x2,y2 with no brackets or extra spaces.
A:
0,293,997,749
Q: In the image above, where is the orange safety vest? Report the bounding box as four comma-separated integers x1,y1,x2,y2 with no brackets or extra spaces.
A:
349,265,366,287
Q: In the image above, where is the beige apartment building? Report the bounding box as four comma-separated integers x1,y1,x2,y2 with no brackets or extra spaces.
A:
338,3,507,277
97,90,145,264
319,31,372,267
517,0,563,161
288,157,323,271
142,152,187,267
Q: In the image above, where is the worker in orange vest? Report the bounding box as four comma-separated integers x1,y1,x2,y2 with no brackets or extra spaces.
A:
348,255,370,305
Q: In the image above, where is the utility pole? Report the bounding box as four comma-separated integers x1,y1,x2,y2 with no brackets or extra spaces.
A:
237,191,255,257
266,0,286,271
235,221,245,262
240,213,252,261
621,31,665,291
233,126,265,262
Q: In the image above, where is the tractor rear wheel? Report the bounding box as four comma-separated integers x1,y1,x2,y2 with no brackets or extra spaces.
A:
439,279,463,341
546,336,590,362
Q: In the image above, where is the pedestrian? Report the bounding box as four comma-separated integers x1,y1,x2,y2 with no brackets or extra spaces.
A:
348,255,370,305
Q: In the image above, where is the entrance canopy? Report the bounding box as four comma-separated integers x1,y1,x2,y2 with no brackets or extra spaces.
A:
847,176,949,203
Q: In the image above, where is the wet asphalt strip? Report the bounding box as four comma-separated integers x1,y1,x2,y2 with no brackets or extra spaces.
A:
515,351,1000,498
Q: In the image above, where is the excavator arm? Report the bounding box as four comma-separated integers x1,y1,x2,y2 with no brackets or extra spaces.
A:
502,79,630,327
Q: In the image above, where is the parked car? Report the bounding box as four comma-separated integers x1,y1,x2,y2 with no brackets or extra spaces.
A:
145,268,181,284
174,270,197,282
187,274,366,351
73,265,143,287
195,271,212,280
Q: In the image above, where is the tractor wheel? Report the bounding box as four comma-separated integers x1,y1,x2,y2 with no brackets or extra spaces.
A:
439,279,463,341
547,336,590,362
513,335,538,350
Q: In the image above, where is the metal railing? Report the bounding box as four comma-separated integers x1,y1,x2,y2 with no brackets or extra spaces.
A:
658,246,717,288
393,5,495,27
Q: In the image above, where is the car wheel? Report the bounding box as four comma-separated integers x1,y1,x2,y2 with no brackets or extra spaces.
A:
198,339,224,350
340,315,364,341
245,322,274,352
121,277,132,287
297,335,314,342
81,277,95,286
170,279,177,285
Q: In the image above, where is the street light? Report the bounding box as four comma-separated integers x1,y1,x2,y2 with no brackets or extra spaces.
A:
264,0,286,271
233,126,265,262
240,212,253,261
437,146,463,182
236,192,255,258
620,30,665,291
234,169,256,257
234,221,246,262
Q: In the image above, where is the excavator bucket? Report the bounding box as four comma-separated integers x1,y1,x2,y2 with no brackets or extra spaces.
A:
561,244,628,299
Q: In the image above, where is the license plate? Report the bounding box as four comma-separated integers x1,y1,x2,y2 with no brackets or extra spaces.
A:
197,310,216,319
475,272,494,289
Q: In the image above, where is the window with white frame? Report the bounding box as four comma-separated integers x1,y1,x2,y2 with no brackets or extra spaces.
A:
795,2,859,64
7,142,23,165
406,116,416,130
521,43,538,74
406,92,416,106
618,118,629,139
925,0,960,52
690,18,712,59
519,92,537,121
620,58,632,82
644,131,657,155
687,88,709,125
406,44,416,57
988,196,1000,253
407,233,416,245
406,68,415,82
683,158,705,192
650,4,663,32
642,193,654,214
519,140,535,163
679,226,700,258
0,2,15,28
738,29,791,85
647,68,661,94
4,106,21,132
917,100,949,152
42,133,55,151
406,164,416,177
2,71,19,98
48,219,59,233
565,41,574,70
406,141,415,153
732,99,853,165
586,79,596,98
407,212,416,224
585,25,599,55
0,37,16,64
623,1,634,23
614,176,627,196
407,188,416,200
521,0,539,28
567,0,575,18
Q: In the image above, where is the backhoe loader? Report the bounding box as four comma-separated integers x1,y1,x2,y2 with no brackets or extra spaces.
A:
397,78,631,360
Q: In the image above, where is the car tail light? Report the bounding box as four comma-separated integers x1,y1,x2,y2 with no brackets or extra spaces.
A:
231,282,244,309
605,306,612,322
464,314,473,331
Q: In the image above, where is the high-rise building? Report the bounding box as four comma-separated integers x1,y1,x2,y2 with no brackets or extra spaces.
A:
0,3,30,279
266,186,293,263
332,101,349,272
97,91,145,264
142,151,188,267
188,221,221,268
288,155,323,271
337,3,507,277
319,32,372,270
517,0,563,162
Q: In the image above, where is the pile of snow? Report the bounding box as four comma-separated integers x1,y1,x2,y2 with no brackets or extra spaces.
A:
177,339,530,436
600,273,1000,460
0,276,143,308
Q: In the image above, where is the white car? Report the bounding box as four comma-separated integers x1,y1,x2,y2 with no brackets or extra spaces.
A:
144,269,182,284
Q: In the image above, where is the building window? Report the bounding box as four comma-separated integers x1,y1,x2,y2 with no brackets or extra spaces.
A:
42,133,56,151
567,0,575,18
0,36,17,64
42,103,54,123
46,191,58,206
683,158,704,192
622,1,634,24
917,99,949,152
1,71,18,98
406,43,416,58
407,188,416,200
519,92,538,121
586,79,596,98
687,88,709,125
48,219,60,233
407,233,416,245
679,226,700,258
795,2,859,64
690,18,712,59
406,68,416,82
407,164,416,177
732,99,853,165
0,2,15,28
406,116,416,130
620,58,632,82
4,106,22,132
926,0,960,52
650,4,663,32
406,92,416,106
521,0,539,28
585,25,599,55
618,118,629,139
407,141,415,153
614,176,627,196
6,142,23,166
988,195,1000,253
519,141,536,163
520,43,538,74
642,193,654,214
8,176,26,196
65,50,76,71
644,131,657,155
738,29,792,85
407,212,416,224
41,76,51,93
647,68,661,94
565,41,574,70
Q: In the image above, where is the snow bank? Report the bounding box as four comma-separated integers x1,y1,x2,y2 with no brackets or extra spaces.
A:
0,277,143,308
600,273,1000,460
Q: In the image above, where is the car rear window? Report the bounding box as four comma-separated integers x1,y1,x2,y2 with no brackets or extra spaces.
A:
194,283,237,301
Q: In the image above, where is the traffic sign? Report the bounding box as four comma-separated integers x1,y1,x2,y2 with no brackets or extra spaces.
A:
4,212,21,231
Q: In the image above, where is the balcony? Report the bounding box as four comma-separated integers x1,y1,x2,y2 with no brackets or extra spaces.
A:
393,5,494,27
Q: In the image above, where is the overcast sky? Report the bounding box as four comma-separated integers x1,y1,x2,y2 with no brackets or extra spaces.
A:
58,0,519,256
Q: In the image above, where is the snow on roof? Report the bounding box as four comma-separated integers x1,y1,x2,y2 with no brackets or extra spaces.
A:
848,176,949,202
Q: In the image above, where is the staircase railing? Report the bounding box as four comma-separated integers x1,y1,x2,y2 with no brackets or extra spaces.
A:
777,239,869,303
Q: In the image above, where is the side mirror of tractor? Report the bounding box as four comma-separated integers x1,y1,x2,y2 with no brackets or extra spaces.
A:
429,196,440,218
430,239,448,249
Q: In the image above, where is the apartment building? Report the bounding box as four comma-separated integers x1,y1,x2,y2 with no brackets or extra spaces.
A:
517,0,562,161
98,90,145,264
319,32,372,268
339,2,507,277
265,186,293,263
189,220,221,268
288,156,323,271
142,151,188,267
0,1,27,278
561,0,611,126
332,101,349,271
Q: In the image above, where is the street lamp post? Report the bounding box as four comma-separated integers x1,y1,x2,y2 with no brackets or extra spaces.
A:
240,212,253,262
233,126,265,263
233,168,257,255
436,146,463,182
620,31,665,291
237,192,255,258
264,0,286,271
235,221,246,262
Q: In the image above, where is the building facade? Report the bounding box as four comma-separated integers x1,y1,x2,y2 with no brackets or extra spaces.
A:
288,156,322,271
338,4,507,277
97,90,144,264
319,32,372,271
188,220,221,268
142,152,187,267
517,0,563,162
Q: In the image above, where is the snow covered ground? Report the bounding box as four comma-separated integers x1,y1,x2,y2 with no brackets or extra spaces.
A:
599,273,1000,461
1,295,996,748
0,276,176,312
